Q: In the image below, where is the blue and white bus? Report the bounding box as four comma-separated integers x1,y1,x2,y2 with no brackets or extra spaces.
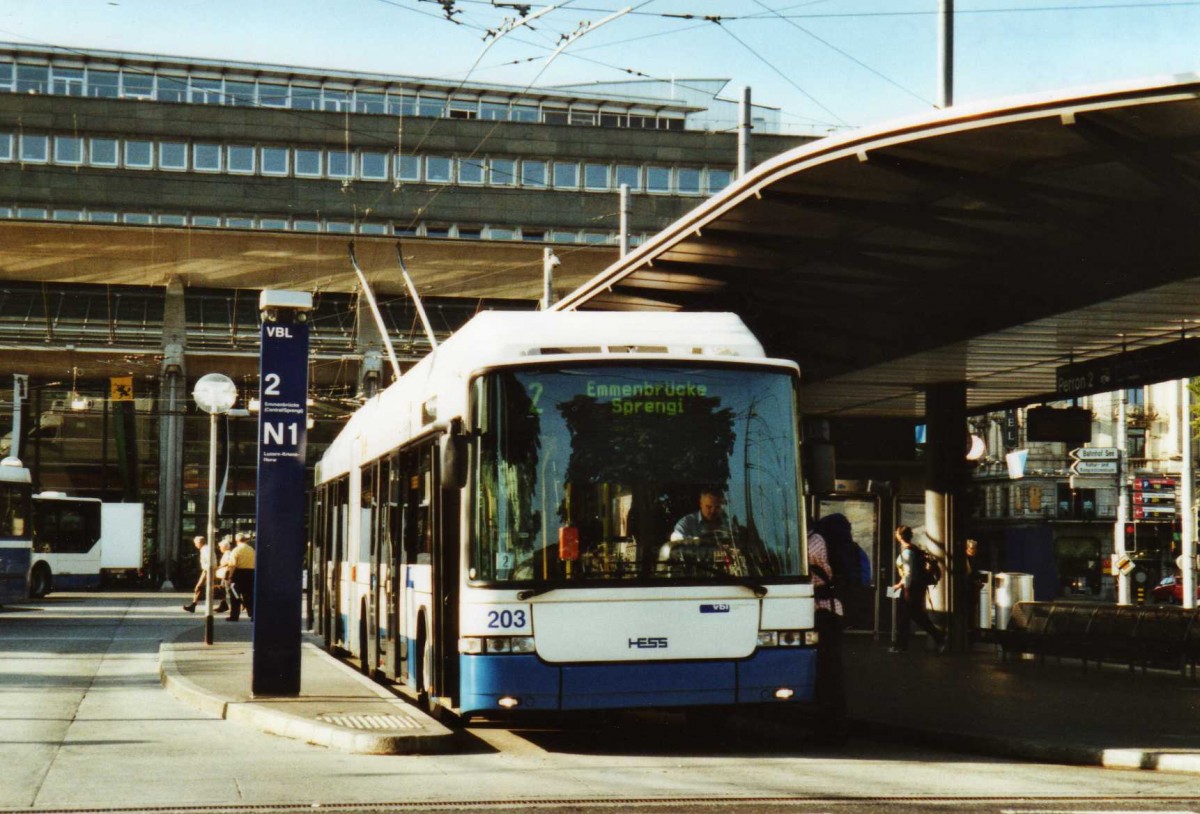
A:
310,311,816,718
0,457,33,605
27,496,144,597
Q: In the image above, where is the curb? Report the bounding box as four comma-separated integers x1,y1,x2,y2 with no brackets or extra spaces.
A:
158,640,455,755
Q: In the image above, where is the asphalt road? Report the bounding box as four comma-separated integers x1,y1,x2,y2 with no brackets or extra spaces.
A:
4,593,1200,813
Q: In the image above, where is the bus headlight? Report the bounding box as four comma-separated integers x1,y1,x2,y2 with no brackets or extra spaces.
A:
757,629,814,648
459,636,537,655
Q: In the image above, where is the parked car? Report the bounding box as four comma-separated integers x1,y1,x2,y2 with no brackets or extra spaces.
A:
1152,574,1200,604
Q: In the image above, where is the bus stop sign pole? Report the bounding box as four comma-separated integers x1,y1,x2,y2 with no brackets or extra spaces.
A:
251,290,312,696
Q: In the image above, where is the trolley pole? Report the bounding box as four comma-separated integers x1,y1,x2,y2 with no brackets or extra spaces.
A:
1115,388,1131,605
737,86,752,177
1182,378,1196,609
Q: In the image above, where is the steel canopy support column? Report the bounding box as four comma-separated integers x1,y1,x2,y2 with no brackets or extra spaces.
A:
157,277,187,589
1182,378,1196,609
1115,390,1131,605
925,381,968,653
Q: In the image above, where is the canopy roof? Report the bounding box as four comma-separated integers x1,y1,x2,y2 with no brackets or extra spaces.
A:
556,76,1200,417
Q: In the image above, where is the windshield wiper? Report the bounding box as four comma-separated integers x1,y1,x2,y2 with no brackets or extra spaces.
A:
516,586,557,600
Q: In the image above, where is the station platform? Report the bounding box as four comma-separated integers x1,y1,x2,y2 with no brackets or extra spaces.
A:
159,612,1200,771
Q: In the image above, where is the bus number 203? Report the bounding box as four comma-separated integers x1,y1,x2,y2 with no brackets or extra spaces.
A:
487,609,527,629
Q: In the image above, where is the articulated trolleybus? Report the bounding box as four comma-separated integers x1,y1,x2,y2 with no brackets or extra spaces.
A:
311,311,816,717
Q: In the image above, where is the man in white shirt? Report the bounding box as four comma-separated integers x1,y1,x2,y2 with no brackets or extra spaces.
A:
182,535,209,613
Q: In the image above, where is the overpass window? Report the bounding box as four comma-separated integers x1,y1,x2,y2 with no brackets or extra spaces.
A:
458,158,484,185
157,214,186,226
543,107,568,125
396,154,420,181
225,216,253,228
549,230,578,243
193,143,222,172
418,94,446,118
706,168,732,193
448,98,477,119
487,227,515,240
569,110,597,127
88,211,117,223
322,89,351,112
359,222,389,235
583,163,610,191
520,160,547,188
259,83,288,108
295,149,322,177
16,65,48,94
121,71,154,100
521,229,546,242
260,217,288,230
326,221,353,234
615,165,641,191
480,102,509,121
227,145,255,174
677,167,701,195
51,67,84,96
388,92,416,116
582,232,608,244
294,219,320,232
0,62,11,92
646,165,671,193
511,104,538,122
20,134,48,164
53,210,83,222
86,69,119,98
189,78,223,105
600,112,624,128
553,161,579,189
123,140,153,169
261,147,289,176
157,75,188,103
90,138,117,167
360,151,388,180
291,86,320,111
53,136,83,165
326,150,352,179
355,91,385,114
0,134,10,161
224,81,255,106
159,141,188,171
489,158,516,186
426,156,452,183
17,208,47,220
124,213,153,225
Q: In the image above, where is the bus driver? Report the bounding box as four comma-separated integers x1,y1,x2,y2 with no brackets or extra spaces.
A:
670,489,729,543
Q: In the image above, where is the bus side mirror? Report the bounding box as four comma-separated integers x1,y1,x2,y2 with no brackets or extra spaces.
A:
440,423,468,492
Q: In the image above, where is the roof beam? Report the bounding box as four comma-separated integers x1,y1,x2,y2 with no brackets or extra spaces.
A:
1066,112,1200,214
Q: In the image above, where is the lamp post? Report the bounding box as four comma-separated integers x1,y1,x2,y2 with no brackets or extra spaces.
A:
193,373,237,645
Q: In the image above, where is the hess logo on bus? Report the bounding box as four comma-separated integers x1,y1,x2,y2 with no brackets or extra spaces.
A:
628,637,668,649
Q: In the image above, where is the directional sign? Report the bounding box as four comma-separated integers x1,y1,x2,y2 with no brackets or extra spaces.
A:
1113,554,1134,576
1070,447,1119,461
1133,492,1175,505
1135,505,1178,518
1069,475,1114,489
1135,477,1178,490
1070,460,1118,475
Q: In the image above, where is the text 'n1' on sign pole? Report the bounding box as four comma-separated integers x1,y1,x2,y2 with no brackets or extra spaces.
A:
251,290,312,697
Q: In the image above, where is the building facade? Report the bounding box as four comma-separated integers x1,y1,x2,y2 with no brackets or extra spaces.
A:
0,43,811,583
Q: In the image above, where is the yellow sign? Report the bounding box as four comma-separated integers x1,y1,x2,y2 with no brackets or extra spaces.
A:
110,376,134,402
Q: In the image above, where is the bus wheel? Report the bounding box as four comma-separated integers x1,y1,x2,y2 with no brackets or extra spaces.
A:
415,619,431,712
29,564,51,599
358,601,370,677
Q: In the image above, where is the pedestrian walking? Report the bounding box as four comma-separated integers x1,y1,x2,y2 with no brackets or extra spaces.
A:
213,536,234,614
807,516,846,742
890,525,946,653
226,531,255,621
182,535,210,613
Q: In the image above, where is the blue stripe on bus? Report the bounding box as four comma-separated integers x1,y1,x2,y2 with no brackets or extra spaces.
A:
458,648,818,715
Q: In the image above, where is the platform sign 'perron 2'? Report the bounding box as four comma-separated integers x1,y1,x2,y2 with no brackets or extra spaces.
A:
252,289,312,697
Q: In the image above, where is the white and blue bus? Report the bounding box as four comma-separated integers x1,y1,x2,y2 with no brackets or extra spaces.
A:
310,311,816,718
27,496,144,597
0,457,33,605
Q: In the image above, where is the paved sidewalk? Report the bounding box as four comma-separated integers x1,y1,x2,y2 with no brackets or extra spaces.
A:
158,613,454,755
844,631,1200,773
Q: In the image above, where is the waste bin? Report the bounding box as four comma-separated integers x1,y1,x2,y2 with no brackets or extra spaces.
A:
994,571,1034,630
976,570,993,629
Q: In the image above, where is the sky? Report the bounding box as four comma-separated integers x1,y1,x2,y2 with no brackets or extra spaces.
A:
4,0,1200,135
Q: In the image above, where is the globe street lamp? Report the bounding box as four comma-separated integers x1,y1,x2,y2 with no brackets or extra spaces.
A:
193,373,238,645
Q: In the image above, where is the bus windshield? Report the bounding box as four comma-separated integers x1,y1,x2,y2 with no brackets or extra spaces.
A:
470,364,805,586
